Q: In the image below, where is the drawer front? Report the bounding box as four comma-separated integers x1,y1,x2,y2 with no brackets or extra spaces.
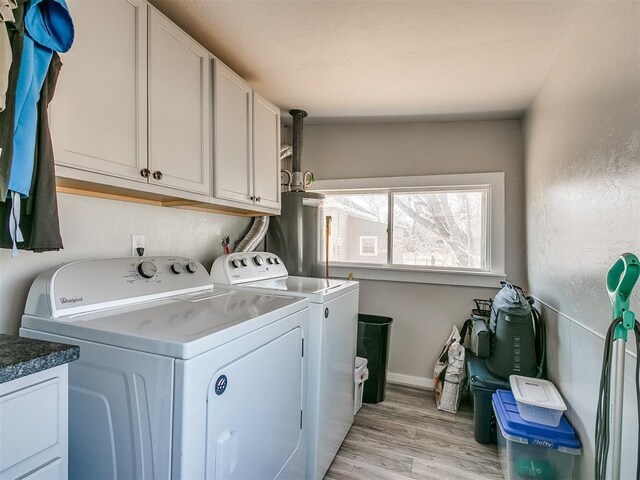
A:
0,378,61,472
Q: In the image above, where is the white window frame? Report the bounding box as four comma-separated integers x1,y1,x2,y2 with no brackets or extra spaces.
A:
359,236,379,256
312,172,506,288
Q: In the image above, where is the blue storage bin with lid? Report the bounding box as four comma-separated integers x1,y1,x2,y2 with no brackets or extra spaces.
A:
492,389,581,480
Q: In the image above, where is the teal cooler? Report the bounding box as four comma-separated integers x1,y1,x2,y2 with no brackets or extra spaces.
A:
492,390,581,480
466,353,510,444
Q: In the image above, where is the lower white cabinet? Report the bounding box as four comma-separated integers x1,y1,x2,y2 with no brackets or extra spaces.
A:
0,365,69,480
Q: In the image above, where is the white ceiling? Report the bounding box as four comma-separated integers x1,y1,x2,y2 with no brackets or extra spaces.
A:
149,0,586,123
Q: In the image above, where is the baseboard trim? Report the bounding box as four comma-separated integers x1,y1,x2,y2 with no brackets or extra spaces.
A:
387,372,433,390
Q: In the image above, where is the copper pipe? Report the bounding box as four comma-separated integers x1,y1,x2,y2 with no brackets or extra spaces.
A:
325,215,332,278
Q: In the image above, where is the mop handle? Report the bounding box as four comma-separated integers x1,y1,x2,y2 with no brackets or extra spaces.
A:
612,337,626,480
606,254,639,479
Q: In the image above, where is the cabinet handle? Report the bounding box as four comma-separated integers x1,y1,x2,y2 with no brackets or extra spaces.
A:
140,168,151,178
256,196,261,203
249,195,255,201
153,171,163,180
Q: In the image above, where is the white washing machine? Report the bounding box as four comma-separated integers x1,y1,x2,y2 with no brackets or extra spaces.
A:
210,252,359,480
20,256,309,480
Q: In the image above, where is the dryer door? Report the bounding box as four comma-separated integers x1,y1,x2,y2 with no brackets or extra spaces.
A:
206,327,304,479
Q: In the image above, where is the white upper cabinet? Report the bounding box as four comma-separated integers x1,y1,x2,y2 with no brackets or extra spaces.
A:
51,0,148,182
213,60,281,213
213,60,253,205
148,9,210,195
252,93,281,211
50,0,281,212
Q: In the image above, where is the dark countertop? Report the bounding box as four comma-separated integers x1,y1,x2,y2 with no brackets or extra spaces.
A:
0,334,80,384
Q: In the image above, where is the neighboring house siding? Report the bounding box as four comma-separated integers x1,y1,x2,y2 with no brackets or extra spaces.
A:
346,217,387,263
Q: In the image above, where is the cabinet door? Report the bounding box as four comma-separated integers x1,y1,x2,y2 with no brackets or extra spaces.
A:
252,94,281,211
213,60,253,205
148,9,211,195
50,0,147,182
0,365,68,480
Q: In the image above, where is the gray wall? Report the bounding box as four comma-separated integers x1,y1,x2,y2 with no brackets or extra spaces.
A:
0,194,250,335
523,2,640,478
304,119,526,385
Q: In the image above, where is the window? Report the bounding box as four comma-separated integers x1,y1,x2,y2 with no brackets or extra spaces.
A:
392,190,486,269
325,193,387,264
316,173,505,287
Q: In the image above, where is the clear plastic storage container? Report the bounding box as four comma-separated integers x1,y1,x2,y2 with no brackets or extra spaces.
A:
509,375,567,427
492,390,581,480
354,356,369,415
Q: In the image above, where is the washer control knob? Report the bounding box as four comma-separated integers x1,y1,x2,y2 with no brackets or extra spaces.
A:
274,257,280,264
267,257,274,265
254,255,264,266
231,259,241,268
137,260,157,279
186,261,198,273
240,258,248,267
171,262,183,274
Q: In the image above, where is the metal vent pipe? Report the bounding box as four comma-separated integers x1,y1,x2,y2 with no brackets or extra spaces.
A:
234,216,270,252
289,109,308,191
280,144,292,161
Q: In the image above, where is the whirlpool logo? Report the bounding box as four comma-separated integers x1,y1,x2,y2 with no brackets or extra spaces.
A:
59,296,84,305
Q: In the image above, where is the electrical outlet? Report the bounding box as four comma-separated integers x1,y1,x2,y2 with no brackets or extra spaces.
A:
131,234,145,256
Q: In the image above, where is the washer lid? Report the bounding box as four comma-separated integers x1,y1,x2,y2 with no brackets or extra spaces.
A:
22,290,308,359
239,276,358,303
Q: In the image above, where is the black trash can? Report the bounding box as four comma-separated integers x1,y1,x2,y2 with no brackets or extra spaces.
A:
357,314,393,404
466,353,511,444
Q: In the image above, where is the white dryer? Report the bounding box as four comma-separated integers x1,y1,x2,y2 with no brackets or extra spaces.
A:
211,252,359,480
20,256,309,480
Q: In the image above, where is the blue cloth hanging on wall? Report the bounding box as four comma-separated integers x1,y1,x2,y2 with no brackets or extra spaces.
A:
8,0,73,196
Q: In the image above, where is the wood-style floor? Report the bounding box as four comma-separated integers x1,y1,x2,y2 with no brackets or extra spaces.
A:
325,384,503,480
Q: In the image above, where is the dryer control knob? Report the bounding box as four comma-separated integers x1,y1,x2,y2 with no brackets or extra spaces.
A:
231,259,241,268
186,261,198,273
267,257,274,265
171,262,183,274
240,258,248,267
254,255,264,266
274,257,280,264
137,260,157,279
